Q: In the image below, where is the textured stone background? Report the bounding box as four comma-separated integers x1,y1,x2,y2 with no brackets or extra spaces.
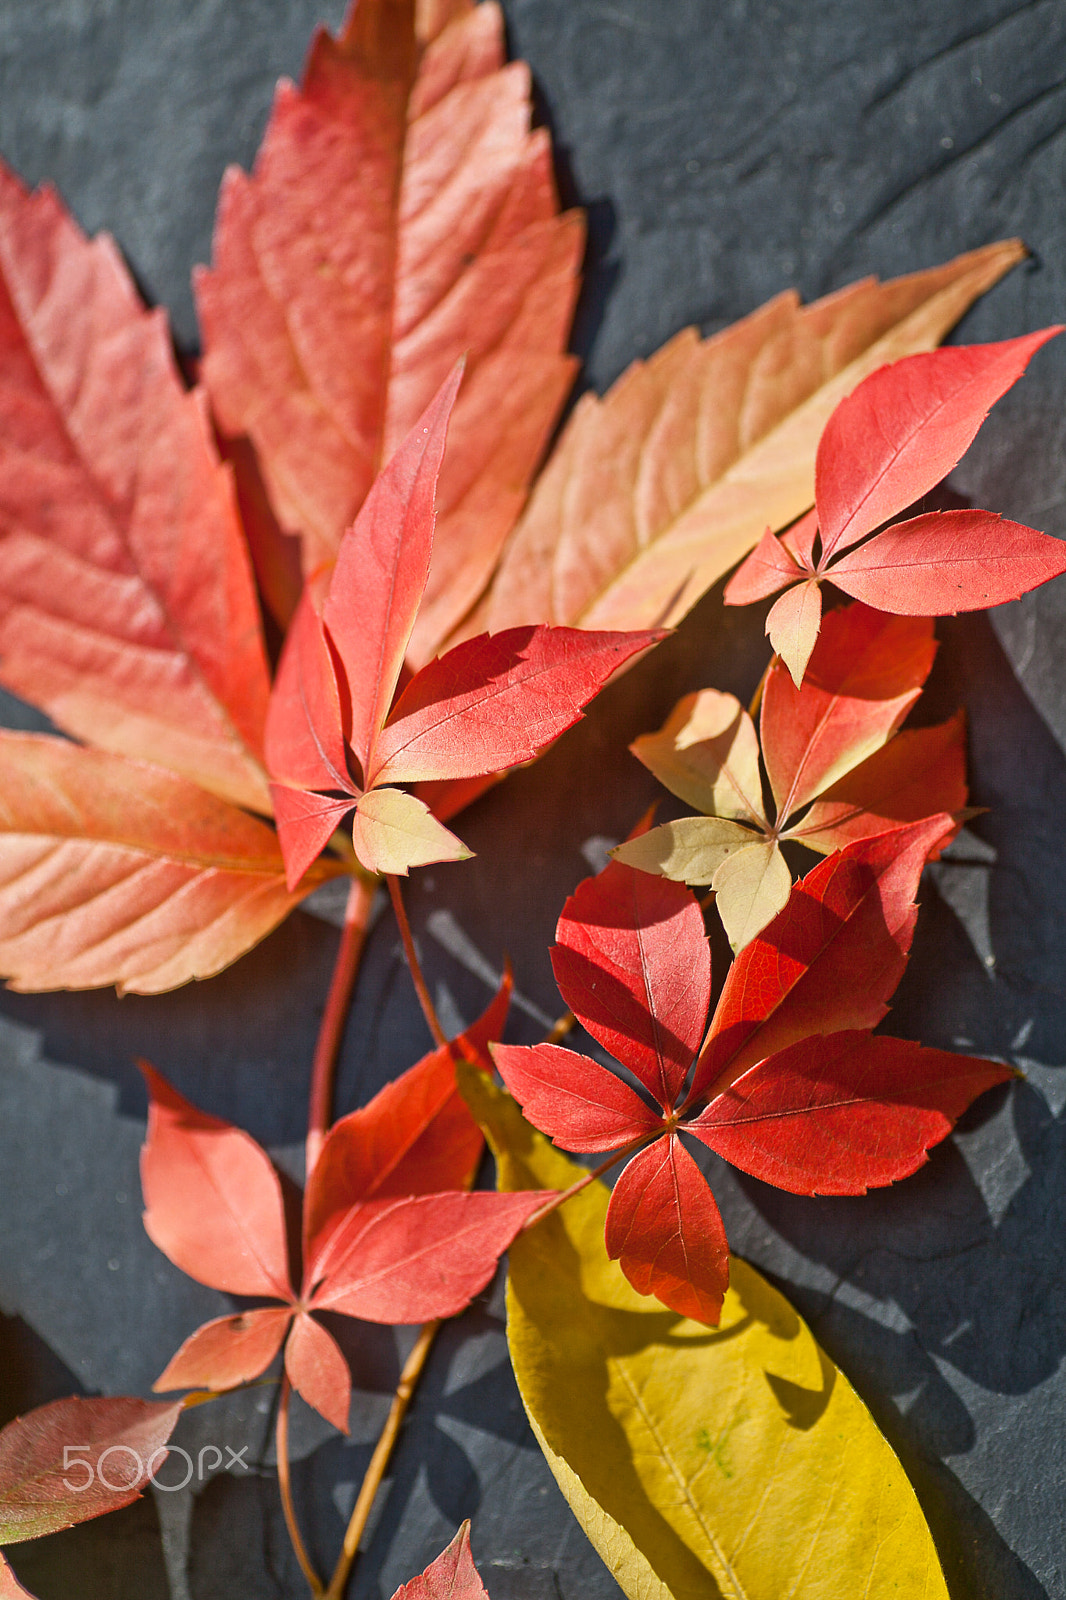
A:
0,2,1065,1596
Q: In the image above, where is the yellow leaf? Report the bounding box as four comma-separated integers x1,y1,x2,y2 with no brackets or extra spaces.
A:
712,839,793,951
460,1068,950,1600
479,241,1024,637
630,691,766,825
352,787,472,876
612,817,756,885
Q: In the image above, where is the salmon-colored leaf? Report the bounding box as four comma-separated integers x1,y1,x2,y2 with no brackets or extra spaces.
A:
264,590,351,794
689,1031,1011,1194
604,1136,729,1326
793,713,968,854
284,1312,351,1434
390,1523,489,1600
828,508,1066,614
693,816,952,1099
304,971,513,1274
817,329,1062,560
551,861,711,1110
140,1064,294,1301
628,689,766,825
270,783,357,893
722,524,804,605
492,1042,662,1153
0,732,338,994
370,625,662,787
323,369,460,780
0,162,271,811
0,1396,182,1545
760,604,937,819
153,1308,292,1394
765,579,822,687
197,0,582,662
480,242,1024,637
351,786,471,876
308,1190,544,1322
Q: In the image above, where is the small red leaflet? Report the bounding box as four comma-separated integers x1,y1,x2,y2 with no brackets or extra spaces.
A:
390,1522,489,1600
143,982,543,1432
494,830,1010,1325
724,331,1066,683
265,367,663,887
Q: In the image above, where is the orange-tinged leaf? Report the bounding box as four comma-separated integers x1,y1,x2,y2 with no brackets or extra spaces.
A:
0,162,271,812
710,837,792,951
284,1312,351,1434
628,688,766,824
351,786,471,876
265,590,351,795
0,732,339,994
792,712,968,854
766,578,822,686
761,604,937,819
480,241,1025,636
154,1308,292,1394
196,0,582,664
390,1523,489,1600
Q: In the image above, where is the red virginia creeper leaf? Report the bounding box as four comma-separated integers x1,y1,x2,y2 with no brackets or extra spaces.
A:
140,1064,294,1302
0,732,339,994
154,1308,292,1394
604,1136,729,1326
722,524,805,604
308,1190,544,1322
370,625,663,786
765,579,822,687
304,971,513,1275
793,713,968,854
689,1030,1011,1194
390,1522,489,1600
269,783,358,893
284,1312,351,1435
760,604,937,819
492,1042,662,1153
828,508,1066,614
0,1396,182,1544
264,590,351,794
0,161,271,812
693,817,952,1099
197,0,582,663
552,860,711,1110
323,369,461,781
817,330,1062,560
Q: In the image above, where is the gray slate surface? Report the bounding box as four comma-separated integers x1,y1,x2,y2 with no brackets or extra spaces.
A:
1,1,1065,1596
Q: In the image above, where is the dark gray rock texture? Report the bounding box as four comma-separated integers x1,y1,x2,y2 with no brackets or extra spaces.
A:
0,2,1065,1596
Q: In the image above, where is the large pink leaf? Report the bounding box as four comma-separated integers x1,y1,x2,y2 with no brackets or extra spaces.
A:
196,0,582,662
284,1312,351,1434
309,1191,543,1322
689,1031,1011,1193
551,861,711,1111
817,330,1062,560
0,1397,182,1544
303,973,513,1275
390,1523,489,1600
323,369,460,781
760,604,937,819
604,1136,729,1326
154,1308,292,1394
492,1042,662,1152
0,162,271,812
693,817,952,1099
140,1065,294,1301
370,625,662,786
828,509,1066,614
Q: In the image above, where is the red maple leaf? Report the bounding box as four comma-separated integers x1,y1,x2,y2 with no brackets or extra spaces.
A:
724,331,1066,683
494,826,1011,1325
265,369,664,886
143,980,543,1431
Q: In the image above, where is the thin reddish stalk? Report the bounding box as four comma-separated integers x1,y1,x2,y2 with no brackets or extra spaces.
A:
306,875,379,1173
325,1320,442,1600
277,1375,324,1597
386,873,447,1047
544,1009,576,1045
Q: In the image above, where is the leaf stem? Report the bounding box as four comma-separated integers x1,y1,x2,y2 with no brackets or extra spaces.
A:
325,1321,442,1600
543,1010,576,1045
386,874,447,1047
276,1375,324,1597
306,875,379,1173
519,1131,658,1231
